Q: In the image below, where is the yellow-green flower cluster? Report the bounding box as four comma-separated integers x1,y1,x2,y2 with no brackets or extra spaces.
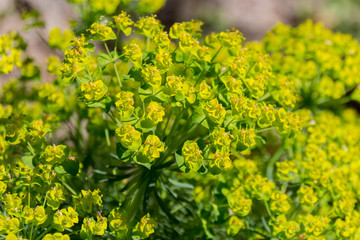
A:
116,123,142,149
53,207,79,231
41,144,69,165
59,35,91,79
0,32,22,74
48,27,74,50
80,80,108,102
264,20,360,106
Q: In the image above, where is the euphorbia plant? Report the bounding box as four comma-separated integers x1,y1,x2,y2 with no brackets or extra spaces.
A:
2,6,360,240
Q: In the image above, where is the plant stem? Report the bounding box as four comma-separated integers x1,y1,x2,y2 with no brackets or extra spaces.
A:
211,46,223,62
255,127,276,134
263,199,273,219
35,226,53,240
266,147,284,180
104,42,122,87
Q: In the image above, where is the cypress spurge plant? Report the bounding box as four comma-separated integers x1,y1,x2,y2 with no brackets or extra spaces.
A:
2,10,360,240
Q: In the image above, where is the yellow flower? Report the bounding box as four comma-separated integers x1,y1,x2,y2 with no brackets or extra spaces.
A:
134,15,162,38
34,206,47,225
133,213,156,239
146,101,165,124
198,81,212,100
203,98,226,125
113,11,133,36
208,150,232,173
43,233,70,240
42,144,69,165
116,124,142,150
297,185,318,206
115,91,135,119
182,140,203,171
123,41,142,68
140,135,164,160
210,127,233,150
227,194,252,216
270,192,291,214
46,185,66,210
21,206,34,224
163,75,184,96
109,208,128,234
89,22,116,41
142,65,162,90
80,80,108,102
227,215,245,236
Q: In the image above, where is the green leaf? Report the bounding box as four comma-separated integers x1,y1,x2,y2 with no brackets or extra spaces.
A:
175,153,184,166
90,31,117,41
21,155,34,169
61,76,74,85
85,101,106,109
175,91,185,102
175,153,188,172
54,165,67,175
76,76,91,84
198,164,208,174
191,61,202,79
123,27,132,36
134,153,152,169
123,74,131,80
85,96,112,112
62,158,80,176
210,203,220,222
255,135,266,145
218,92,229,106
138,87,153,95
173,50,183,62
139,117,155,128
84,43,95,52
191,107,205,124
201,119,209,129
168,178,194,189
201,218,215,239
98,51,119,70
116,143,133,162
98,53,113,70
236,141,248,152
214,63,222,75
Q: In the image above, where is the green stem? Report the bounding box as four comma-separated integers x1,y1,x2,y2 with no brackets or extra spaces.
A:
161,108,173,139
255,127,276,134
29,222,34,240
146,37,150,52
211,46,223,62
113,61,122,88
107,111,122,126
105,128,110,146
35,226,53,240
114,28,120,53
32,225,39,240
104,42,122,87
257,92,271,102
246,227,270,239
27,142,35,155
261,215,272,236
263,198,273,218
154,190,179,223
266,147,284,180
60,178,77,195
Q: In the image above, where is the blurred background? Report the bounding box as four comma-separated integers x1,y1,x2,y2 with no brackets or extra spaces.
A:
1,0,360,81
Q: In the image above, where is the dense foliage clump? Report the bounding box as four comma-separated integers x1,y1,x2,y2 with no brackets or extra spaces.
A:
1,3,360,239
